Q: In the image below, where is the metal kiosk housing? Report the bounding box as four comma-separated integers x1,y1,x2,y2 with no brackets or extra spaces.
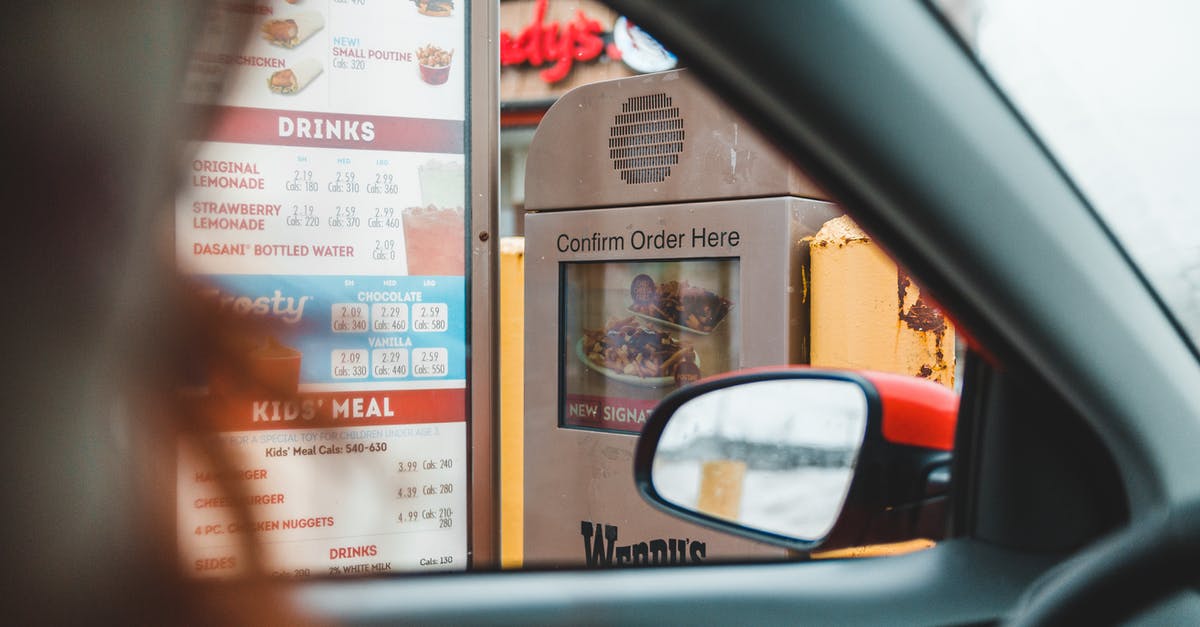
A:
523,70,841,566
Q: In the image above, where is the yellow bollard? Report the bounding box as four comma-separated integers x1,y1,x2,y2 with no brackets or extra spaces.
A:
810,215,955,387
499,237,525,569
697,460,747,521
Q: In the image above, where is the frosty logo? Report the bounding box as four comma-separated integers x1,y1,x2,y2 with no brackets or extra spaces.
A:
580,521,706,567
202,287,312,324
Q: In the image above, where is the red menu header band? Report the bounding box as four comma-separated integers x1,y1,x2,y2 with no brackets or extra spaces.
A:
193,105,465,153
198,388,468,432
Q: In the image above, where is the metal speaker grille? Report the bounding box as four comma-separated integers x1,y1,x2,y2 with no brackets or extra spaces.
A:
609,93,684,185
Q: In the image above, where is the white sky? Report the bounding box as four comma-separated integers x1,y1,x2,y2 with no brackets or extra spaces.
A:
977,0,1200,342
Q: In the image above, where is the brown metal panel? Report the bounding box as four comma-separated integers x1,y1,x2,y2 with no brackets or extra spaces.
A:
523,198,840,567
525,70,828,212
469,0,500,570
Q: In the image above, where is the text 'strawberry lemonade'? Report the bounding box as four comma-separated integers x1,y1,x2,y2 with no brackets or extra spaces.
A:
403,205,465,275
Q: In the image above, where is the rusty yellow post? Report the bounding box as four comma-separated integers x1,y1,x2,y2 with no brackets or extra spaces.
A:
809,216,955,387
500,237,525,569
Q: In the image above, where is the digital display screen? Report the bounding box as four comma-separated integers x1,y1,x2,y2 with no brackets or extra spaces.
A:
560,259,741,434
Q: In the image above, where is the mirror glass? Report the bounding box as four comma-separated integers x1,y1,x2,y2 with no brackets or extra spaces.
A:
651,379,868,542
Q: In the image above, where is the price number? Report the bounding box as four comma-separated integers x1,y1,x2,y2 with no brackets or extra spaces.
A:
367,174,399,195
371,303,409,332
329,205,360,228
287,169,318,192
286,204,319,227
329,171,360,193
372,239,397,262
368,207,400,228
331,349,369,379
411,348,448,378
411,303,448,333
371,348,409,378
332,303,369,333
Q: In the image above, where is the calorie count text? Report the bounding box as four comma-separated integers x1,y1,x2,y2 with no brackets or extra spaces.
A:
372,303,409,332
286,203,320,227
285,166,402,197
332,56,368,71
372,239,397,261
282,203,405,230
332,302,370,332
411,303,448,332
367,206,401,229
281,160,405,235
411,348,448,377
329,170,361,194
396,506,455,530
330,347,448,379
394,458,458,531
332,349,370,379
329,299,450,379
331,302,449,334
281,205,404,227
371,348,409,378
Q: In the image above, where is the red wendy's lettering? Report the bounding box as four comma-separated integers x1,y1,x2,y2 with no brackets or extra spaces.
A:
499,0,604,83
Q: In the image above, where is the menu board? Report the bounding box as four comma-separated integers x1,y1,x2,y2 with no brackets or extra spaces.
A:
175,0,469,578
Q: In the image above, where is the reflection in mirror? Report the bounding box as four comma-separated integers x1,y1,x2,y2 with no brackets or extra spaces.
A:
651,379,868,542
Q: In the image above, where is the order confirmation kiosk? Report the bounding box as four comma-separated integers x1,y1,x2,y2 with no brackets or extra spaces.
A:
523,70,843,566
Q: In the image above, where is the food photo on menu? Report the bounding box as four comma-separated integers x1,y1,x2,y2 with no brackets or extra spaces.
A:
560,260,741,434
411,0,454,17
416,44,454,85
403,159,466,275
261,12,325,49
268,58,323,94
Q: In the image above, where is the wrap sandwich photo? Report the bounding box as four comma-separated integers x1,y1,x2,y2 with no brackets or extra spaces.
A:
268,58,323,94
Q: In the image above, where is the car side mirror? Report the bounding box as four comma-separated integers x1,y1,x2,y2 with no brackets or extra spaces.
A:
634,368,957,554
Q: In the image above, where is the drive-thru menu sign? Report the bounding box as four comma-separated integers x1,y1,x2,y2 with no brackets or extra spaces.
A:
176,0,470,578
